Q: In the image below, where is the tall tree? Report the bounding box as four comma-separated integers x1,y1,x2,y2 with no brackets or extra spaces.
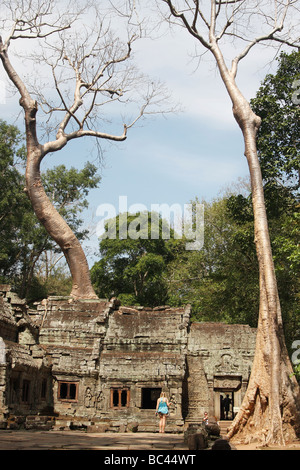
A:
0,0,169,299
250,49,300,369
0,120,28,278
17,162,101,299
0,120,101,300
155,0,300,445
166,196,260,326
91,211,178,306
251,50,300,192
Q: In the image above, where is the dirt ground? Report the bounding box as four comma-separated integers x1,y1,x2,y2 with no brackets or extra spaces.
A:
233,440,300,451
0,430,299,451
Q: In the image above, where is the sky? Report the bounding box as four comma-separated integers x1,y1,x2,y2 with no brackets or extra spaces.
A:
0,5,280,267
76,33,278,264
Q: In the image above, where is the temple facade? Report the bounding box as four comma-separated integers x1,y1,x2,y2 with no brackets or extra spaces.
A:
0,285,257,432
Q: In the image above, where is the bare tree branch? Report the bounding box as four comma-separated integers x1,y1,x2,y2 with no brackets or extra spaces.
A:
160,0,299,77
0,0,176,300
155,0,300,446
162,0,212,49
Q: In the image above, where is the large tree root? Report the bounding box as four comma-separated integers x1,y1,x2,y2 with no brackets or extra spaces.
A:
227,366,300,446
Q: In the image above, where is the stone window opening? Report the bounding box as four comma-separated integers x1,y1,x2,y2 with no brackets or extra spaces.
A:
22,380,30,403
10,378,19,404
110,388,130,409
57,381,79,401
41,378,47,400
141,388,162,409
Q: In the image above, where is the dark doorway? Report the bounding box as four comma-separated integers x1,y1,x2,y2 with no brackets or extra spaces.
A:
141,388,162,409
220,391,234,420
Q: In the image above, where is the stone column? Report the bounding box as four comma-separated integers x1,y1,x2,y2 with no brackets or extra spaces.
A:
185,355,210,424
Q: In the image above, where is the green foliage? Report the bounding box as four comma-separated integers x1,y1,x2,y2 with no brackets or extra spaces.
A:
25,269,73,305
166,197,259,326
0,120,29,278
91,212,179,306
0,120,100,301
250,50,300,191
292,364,300,384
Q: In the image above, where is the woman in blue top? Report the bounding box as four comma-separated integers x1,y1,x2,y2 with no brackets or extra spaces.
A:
155,392,170,433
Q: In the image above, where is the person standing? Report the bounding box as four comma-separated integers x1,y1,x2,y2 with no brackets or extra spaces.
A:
202,411,209,425
155,392,170,433
223,394,231,420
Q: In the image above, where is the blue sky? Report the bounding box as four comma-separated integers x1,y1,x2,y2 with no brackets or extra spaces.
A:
62,34,276,264
0,12,279,266
79,115,248,263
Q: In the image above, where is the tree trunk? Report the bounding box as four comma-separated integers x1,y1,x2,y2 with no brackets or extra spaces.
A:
23,102,98,300
0,39,105,300
223,76,300,447
207,42,300,445
227,108,300,445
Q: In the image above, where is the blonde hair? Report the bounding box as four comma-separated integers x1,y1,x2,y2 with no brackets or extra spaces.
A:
160,392,166,398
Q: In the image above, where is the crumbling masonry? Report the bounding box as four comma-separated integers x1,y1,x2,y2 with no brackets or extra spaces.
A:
0,285,256,432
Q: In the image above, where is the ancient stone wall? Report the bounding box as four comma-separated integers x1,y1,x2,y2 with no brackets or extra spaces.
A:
0,286,52,426
36,297,116,426
98,305,190,432
186,323,257,421
0,287,257,432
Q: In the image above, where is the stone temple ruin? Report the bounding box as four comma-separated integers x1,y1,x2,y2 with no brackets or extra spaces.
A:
0,285,257,432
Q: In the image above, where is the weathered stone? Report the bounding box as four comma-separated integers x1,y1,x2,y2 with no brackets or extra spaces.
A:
211,438,232,450
205,418,220,437
0,289,257,432
25,416,55,430
205,422,220,437
127,421,139,432
0,285,11,293
187,431,208,450
119,306,139,315
87,423,109,433
185,424,208,450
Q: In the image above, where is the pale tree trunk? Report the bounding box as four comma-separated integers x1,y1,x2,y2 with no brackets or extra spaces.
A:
226,116,300,445
1,3,171,301
161,0,300,446
211,44,300,446
24,104,98,300
0,43,98,300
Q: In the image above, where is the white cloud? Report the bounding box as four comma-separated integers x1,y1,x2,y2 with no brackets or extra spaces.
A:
133,28,279,127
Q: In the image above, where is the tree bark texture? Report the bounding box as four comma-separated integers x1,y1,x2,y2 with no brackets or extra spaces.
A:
24,106,98,300
225,114,300,445
0,44,98,300
162,0,300,446
211,43,300,445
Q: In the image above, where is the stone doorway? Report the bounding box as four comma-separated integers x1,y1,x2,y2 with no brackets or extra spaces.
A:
213,376,242,421
220,391,234,420
141,388,162,409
